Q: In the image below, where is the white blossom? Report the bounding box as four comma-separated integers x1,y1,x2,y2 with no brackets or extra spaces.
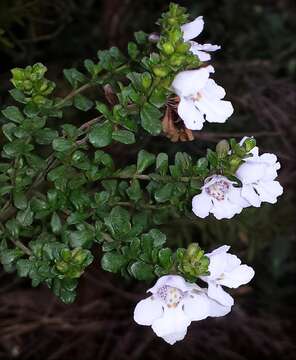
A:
172,66,234,130
181,16,220,61
236,138,283,207
200,245,255,306
192,175,249,220
134,275,231,345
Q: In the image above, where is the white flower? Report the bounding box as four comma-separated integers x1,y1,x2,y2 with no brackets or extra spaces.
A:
236,138,283,207
181,16,221,61
171,66,234,130
200,245,255,307
192,175,249,220
134,275,231,345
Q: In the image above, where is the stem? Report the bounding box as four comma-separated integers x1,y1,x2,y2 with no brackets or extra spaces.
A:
111,174,201,183
10,239,32,256
56,83,92,108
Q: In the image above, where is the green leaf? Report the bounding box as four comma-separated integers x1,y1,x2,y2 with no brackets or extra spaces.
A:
101,252,126,273
52,138,74,152
158,248,173,268
89,121,113,148
35,128,58,145
137,150,155,173
0,248,23,265
2,106,24,124
126,179,142,201
154,183,174,203
148,229,166,247
149,88,167,108
107,206,131,235
16,259,32,277
63,68,86,88
130,260,154,280
140,103,162,135
156,153,168,175
16,206,34,226
50,212,62,234
13,191,28,210
74,94,93,112
112,129,135,144
9,89,26,103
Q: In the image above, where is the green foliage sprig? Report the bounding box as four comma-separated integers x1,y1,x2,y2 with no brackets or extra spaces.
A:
0,3,255,303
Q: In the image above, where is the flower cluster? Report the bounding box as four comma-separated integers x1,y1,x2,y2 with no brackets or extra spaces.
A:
134,246,254,344
192,137,283,220
172,16,233,130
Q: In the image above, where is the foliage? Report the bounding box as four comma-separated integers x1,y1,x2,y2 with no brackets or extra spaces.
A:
0,3,272,304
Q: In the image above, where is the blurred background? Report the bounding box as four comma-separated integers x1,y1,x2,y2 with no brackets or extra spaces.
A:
0,0,296,359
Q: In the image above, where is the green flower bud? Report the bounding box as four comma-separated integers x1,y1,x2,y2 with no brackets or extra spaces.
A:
229,155,242,172
243,137,256,152
141,73,152,89
169,54,186,66
11,68,25,81
162,42,175,55
56,260,68,273
216,139,230,158
152,65,169,78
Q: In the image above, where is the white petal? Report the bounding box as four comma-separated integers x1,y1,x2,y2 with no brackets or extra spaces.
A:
254,181,283,204
227,186,250,208
162,330,187,345
192,192,213,218
178,98,205,130
134,297,163,325
224,253,241,272
183,293,210,321
241,184,261,207
152,307,191,342
207,297,232,317
211,199,242,220
203,250,228,280
259,153,278,165
207,245,230,257
220,264,255,288
207,282,234,307
202,79,226,100
236,162,267,184
172,68,210,97
148,275,192,294
197,96,234,123
199,43,221,52
181,16,204,42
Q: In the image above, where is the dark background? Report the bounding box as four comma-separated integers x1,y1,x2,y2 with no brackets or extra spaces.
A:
0,1,296,359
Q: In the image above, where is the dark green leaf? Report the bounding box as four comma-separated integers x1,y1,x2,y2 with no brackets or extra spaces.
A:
89,121,113,148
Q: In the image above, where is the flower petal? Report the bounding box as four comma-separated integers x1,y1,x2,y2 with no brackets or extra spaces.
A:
172,68,210,97
224,253,241,272
207,282,234,307
181,16,204,42
207,297,232,317
220,264,255,288
228,186,250,208
152,307,191,343
192,192,213,218
254,180,283,204
241,184,261,207
134,296,163,325
236,162,267,184
197,96,234,123
148,275,195,294
183,293,210,321
202,79,226,100
177,98,205,130
162,330,188,345
211,199,242,219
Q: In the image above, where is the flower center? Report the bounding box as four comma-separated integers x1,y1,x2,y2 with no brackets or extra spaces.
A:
192,92,202,101
206,179,230,201
157,286,184,308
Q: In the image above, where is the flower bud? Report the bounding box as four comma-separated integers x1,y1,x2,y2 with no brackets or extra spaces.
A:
152,65,169,78
141,73,152,89
169,54,186,66
148,33,160,43
216,139,230,158
162,42,175,55
243,137,256,152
